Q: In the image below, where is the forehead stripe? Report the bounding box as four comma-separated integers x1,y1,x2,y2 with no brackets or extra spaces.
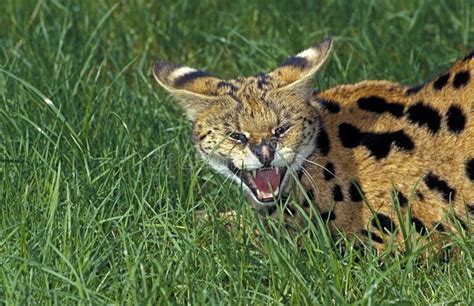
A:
217,81,238,92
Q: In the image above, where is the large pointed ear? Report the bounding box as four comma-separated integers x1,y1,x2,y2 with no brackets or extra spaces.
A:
153,61,225,120
269,37,333,98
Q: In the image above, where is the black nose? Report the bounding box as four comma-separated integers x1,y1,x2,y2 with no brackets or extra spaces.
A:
251,141,275,167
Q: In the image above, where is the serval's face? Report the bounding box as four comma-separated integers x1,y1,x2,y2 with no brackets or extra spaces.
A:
153,38,333,206
189,75,321,205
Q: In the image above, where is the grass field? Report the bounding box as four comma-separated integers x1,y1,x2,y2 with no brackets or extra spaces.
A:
1,0,473,304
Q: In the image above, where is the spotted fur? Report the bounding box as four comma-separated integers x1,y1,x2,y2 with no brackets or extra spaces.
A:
153,38,473,254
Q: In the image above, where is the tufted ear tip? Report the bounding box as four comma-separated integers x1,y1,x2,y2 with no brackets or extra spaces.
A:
297,35,333,62
152,60,180,88
323,35,333,44
152,60,165,78
313,35,333,51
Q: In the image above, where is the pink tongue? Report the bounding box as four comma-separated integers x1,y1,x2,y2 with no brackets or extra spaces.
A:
254,169,281,194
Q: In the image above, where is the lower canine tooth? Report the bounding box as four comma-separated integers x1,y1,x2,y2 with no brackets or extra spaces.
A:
256,189,273,199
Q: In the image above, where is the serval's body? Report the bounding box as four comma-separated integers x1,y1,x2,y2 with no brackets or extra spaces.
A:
153,38,473,253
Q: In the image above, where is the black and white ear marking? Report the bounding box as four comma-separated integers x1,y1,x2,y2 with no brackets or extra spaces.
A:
153,61,220,96
270,36,333,92
153,61,225,120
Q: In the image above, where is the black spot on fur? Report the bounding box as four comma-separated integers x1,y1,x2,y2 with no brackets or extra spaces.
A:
199,130,212,141
316,125,331,156
363,132,412,157
406,102,441,133
323,162,335,181
280,56,308,69
360,131,414,159
391,131,415,151
302,190,314,208
317,98,341,113
467,204,474,215
174,70,210,88
333,185,344,202
255,73,270,89
360,230,384,243
445,105,466,133
424,172,456,202
339,123,414,159
304,117,314,125
416,191,425,202
434,222,446,232
217,81,238,92
320,211,336,221
433,73,450,90
452,71,470,89
357,96,404,117
405,84,424,96
411,218,428,235
466,158,474,181
217,81,229,88
463,51,474,62
338,123,361,148
349,181,364,202
393,190,408,207
372,213,397,233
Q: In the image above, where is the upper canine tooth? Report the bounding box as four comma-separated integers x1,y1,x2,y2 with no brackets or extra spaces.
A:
275,167,280,175
252,170,257,177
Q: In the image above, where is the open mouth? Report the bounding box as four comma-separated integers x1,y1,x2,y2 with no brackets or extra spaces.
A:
228,163,287,202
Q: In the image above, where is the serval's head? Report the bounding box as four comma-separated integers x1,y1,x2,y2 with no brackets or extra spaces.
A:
153,37,333,206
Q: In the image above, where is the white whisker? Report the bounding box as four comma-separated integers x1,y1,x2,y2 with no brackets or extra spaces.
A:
297,164,322,205
301,156,342,182
273,151,322,206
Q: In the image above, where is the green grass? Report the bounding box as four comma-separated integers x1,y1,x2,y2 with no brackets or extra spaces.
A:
0,0,473,304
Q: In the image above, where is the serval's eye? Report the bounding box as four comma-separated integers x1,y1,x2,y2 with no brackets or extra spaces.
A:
274,124,291,137
229,132,248,144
